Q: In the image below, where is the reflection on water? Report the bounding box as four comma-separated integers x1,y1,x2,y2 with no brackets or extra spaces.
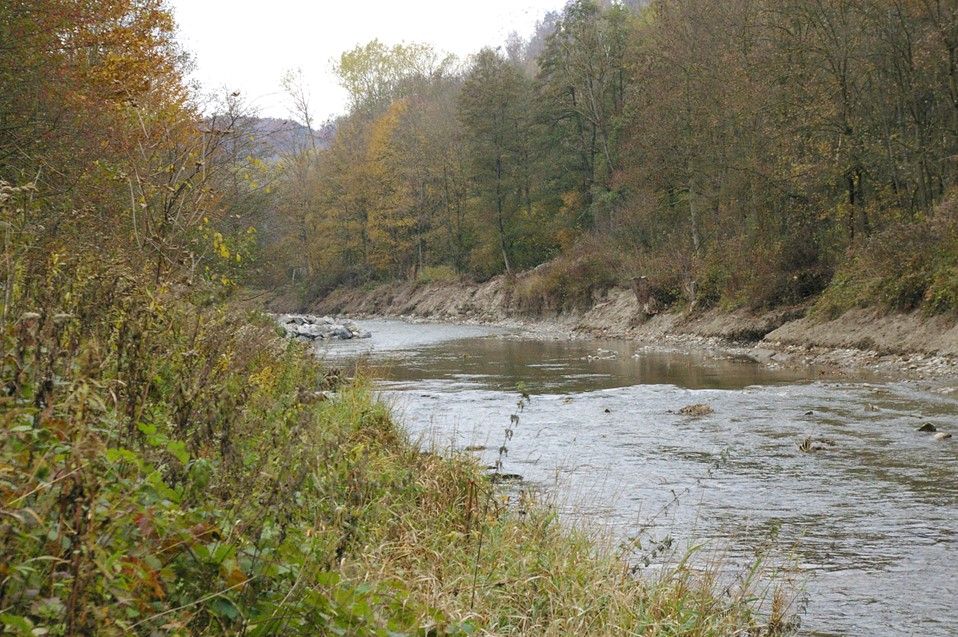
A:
317,319,958,637
374,337,813,391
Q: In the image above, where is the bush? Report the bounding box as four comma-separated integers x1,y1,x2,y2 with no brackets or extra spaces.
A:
682,226,833,311
623,248,688,308
816,201,958,317
927,263,958,314
417,264,460,284
0,214,474,634
513,237,621,314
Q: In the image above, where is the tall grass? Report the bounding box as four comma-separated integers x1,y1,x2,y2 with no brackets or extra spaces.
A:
1,198,795,635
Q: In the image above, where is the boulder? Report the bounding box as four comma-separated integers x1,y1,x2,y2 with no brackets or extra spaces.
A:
679,403,714,417
331,326,352,339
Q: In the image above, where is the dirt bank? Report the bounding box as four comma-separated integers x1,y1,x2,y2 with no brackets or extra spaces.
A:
275,274,958,379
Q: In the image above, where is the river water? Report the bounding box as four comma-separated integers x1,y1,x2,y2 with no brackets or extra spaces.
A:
316,319,958,636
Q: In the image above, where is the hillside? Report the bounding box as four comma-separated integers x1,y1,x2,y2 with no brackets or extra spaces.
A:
243,116,335,159
251,0,958,327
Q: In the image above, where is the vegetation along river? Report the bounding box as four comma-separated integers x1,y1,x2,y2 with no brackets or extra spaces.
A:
317,319,958,637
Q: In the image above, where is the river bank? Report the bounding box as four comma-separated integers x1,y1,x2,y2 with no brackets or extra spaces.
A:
358,318,958,636
271,274,958,380
3,271,800,635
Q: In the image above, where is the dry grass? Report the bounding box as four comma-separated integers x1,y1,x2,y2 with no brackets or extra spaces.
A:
0,225,797,634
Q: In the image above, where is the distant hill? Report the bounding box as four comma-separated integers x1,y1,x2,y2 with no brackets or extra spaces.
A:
240,117,335,160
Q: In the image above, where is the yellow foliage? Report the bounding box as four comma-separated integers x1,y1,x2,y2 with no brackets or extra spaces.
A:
366,99,418,276
213,232,231,260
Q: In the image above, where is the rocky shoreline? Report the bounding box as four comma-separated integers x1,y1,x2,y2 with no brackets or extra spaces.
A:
276,314,372,341
269,275,958,381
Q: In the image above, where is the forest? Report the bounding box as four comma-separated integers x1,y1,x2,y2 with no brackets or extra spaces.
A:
260,0,958,316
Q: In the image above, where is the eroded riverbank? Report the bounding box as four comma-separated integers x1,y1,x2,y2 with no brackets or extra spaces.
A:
278,276,958,381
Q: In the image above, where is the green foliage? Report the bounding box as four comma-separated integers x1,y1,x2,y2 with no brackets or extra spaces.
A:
335,40,455,113
416,264,459,284
536,0,631,232
459,48,538,274
816,206,958,317
0,248,476,635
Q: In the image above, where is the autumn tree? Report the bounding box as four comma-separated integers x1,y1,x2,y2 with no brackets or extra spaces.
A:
335,40,455,115
0,0,240,280
261,1,958,313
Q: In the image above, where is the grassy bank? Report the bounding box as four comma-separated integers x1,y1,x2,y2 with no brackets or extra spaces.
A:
0,250,795,635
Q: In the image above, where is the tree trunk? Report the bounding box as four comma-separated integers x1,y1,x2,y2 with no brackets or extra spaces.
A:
495,156,511,272
688,175,701,255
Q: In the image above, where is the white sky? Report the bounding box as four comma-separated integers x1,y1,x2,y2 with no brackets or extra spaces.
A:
171,0,568,121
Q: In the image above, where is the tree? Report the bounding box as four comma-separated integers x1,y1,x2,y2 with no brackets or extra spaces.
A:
366,99,417,276
0,0,235,282
459,49,533,273
334,40,455,115
537,0,632,231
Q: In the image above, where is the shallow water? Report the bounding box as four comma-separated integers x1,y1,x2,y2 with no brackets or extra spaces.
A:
319,319,958,636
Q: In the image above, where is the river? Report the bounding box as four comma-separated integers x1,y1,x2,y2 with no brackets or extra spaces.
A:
315,319,958,636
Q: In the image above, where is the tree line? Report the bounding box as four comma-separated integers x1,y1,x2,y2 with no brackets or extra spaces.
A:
3,0,954,312
264,0,958,313
2,0,269,292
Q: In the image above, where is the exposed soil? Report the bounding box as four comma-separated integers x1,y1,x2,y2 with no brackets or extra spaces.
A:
264,273,958,380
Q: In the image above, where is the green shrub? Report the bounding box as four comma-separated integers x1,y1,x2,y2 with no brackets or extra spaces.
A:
0,239,475,635
621,248,688,308
417,264,460,284
926,264,958,314
686,226,834,311
816,202,958,317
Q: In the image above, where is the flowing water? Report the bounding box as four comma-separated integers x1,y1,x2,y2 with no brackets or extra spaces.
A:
317,319,958,636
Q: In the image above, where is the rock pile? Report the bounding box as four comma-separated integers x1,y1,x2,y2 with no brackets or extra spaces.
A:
277,314,371,341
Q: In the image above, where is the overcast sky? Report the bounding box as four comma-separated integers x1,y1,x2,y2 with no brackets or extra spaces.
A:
171,0,568,122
